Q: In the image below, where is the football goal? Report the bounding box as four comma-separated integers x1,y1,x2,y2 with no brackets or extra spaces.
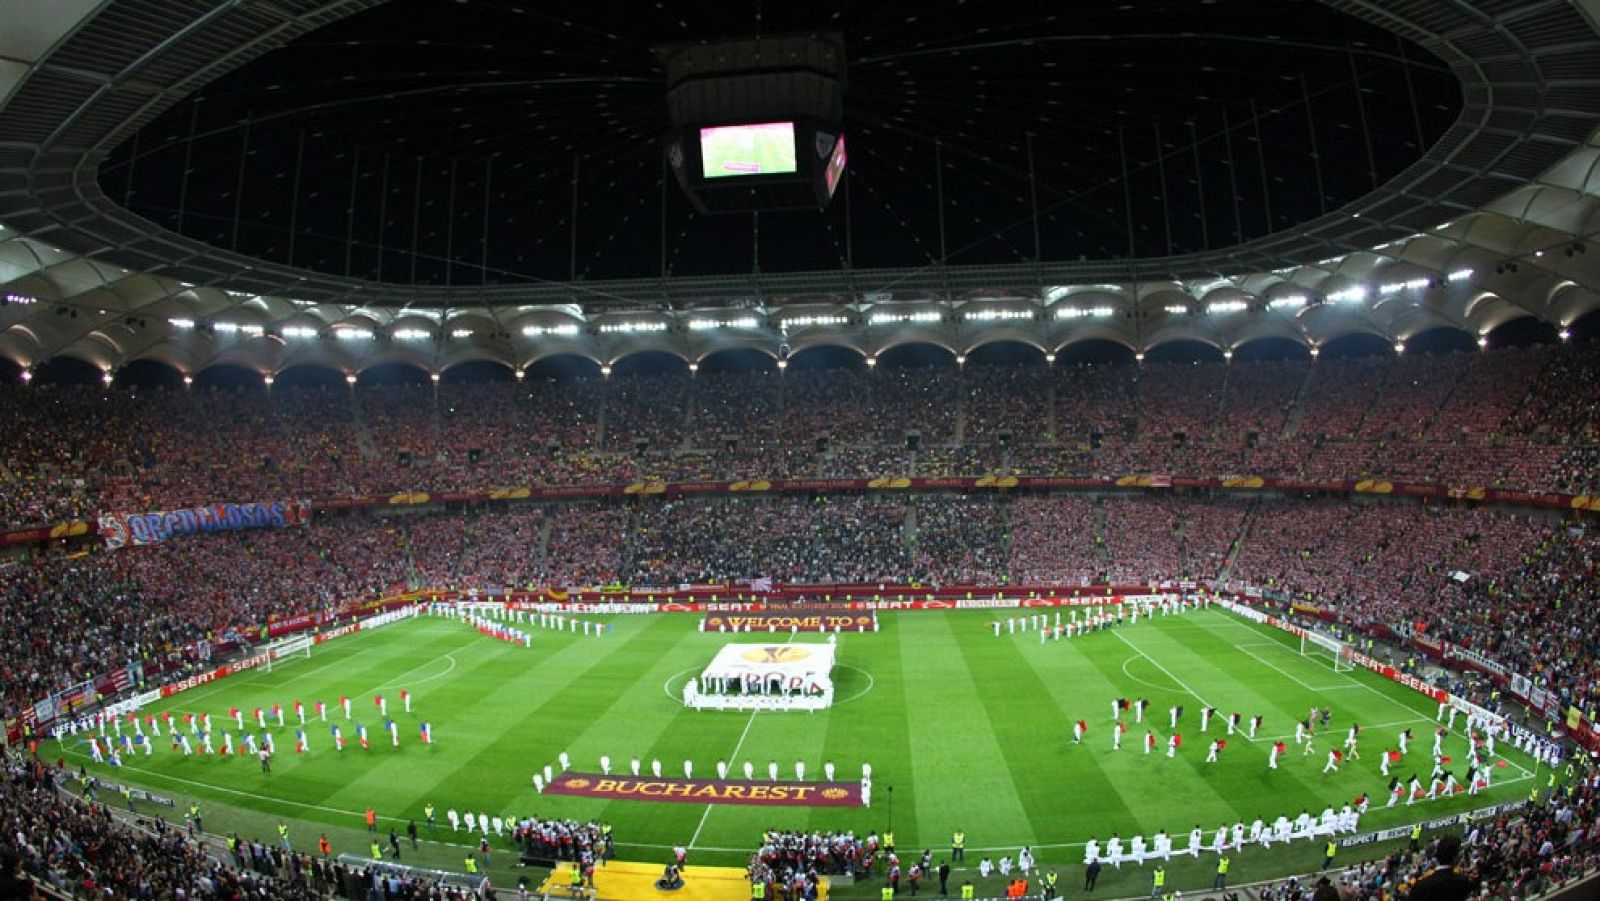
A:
262,635,313,672
1298,630,1354,673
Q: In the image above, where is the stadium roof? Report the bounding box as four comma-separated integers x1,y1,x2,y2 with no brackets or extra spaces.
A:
1,0,1599,377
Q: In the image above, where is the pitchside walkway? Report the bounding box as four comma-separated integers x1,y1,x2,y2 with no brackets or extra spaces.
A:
540,860,829,901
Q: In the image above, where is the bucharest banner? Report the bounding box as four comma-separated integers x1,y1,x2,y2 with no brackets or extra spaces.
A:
542,772,864,807
702,610,876,632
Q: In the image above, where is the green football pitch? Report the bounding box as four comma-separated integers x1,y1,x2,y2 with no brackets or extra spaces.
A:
52,607,1541,897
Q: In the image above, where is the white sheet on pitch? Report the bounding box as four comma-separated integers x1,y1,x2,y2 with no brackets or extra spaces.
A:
687,642,836,711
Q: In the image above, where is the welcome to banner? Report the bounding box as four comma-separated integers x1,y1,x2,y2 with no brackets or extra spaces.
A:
99,500,310,550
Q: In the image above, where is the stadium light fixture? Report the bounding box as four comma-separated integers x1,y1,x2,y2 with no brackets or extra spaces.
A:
869,311,942,325
3,293,37,305
781,315,848,328
430,372,441,383
1223,349,1234,361
688,317,758,330
1044,353,1056,364
1378,278,1430,296
955,355,967,365
169,318,196,329
598,321,668,334
1394,341,1406,354
1057,306,1115,319
1327,286,1368,303
1447,268,1474,282
183,375,193,386
281,326,318,338
1309,346,1321,358
102,371,113,386
451,329,473,339
213,322,238,333
1269,295,1307,310
523,324,581,337
263,373,274,387
1206,300,1248,314
336,328,374,340
345,373,358,386
1559,328,1571,342
688,362,699,373
600,364,613,376
240,324,264,337
1134,352,1145,363
394,328,432,341
776,359,788,370
515,368,526,380
964,309,1033,322
19,369,32,383
865,356,877,367
1477,336,1490,349
1163,305,1189,315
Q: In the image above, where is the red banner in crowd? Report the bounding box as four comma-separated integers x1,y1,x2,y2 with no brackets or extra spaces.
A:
542,772,863,807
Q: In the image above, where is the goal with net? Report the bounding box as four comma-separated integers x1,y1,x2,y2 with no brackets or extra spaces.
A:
263,635,313,672
1298,629,1354,673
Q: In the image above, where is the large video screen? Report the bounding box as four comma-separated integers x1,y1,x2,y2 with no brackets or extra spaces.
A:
699,121,798,179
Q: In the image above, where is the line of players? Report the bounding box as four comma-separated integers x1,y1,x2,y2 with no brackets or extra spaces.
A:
72,691,428,769
1077,702,1521,868
1071,699,1511,802
1085,804,1365,868
1070,700,1263,760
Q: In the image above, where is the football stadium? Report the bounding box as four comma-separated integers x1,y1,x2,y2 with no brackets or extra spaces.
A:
0,2,1598,900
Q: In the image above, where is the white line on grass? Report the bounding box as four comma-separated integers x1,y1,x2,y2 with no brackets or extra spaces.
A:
1119,655,1184,695
1110,629,1255,744
1205,609,1544,779
354,649,464,707
1201,609,1436,719
688,706,762,849
377,653,456,690
687,632,797,850
1261,716,1434,744
1231,643,1352,693
59,742,1540,864
61,745,760,854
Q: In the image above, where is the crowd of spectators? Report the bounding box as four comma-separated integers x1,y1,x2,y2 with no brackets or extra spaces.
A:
6,487,1599,727
4,342,1599,532
751,828,872,899
0,747,319,898
1302,774,1599,900
0,745,490,898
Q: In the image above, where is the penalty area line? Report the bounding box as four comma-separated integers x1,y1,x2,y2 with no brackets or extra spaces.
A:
1110,630,1255,744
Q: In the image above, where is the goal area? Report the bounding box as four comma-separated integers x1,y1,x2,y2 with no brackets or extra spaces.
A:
263,635,313,672
1298,630,1354,673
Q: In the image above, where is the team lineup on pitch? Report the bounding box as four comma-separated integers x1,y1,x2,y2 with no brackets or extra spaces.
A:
49,603,1543,878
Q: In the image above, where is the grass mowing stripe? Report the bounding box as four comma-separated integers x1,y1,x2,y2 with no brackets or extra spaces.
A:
968,622,1146,845
1109,626,1254,742
901,612,1037,853
684,628,799,850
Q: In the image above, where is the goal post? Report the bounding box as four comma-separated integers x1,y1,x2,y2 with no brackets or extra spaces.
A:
1298,630,1353,673
263,635,313,672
